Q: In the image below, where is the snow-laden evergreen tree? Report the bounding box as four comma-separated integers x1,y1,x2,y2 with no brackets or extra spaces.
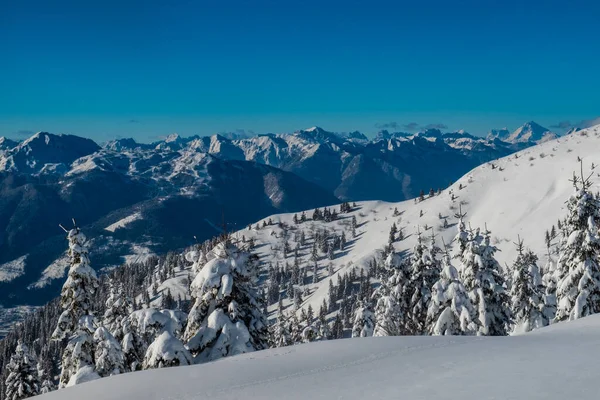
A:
542,257,557,323
351,301,375,337
59,316,100,388
453,206,469,267
4,341,39,400
426,252,477,335
373,252,409,336
121,315,144,372
271,312,292,347
509,240,547,333
93,327,125,377
184,239,269,362
554,172,600,322
37,355,56,395
121,308,186,371
301,325,318,343
460,229,512,336
52,226,100,341
405,232,439,334
142,331,193,369
102,280,132,342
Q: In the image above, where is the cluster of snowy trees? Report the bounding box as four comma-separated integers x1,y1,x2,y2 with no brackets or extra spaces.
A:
0,226,268,399
270,265,376,346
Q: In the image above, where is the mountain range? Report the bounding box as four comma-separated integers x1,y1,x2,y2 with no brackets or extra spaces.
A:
0,121,560,320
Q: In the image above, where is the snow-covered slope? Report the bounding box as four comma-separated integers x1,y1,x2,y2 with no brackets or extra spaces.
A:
39,314,600,400
146,125,600,326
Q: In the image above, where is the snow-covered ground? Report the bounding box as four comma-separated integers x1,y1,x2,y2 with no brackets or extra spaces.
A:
40,313,600,399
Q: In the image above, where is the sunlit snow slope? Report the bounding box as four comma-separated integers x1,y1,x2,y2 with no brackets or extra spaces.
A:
149,125,600,321
41,314,600,400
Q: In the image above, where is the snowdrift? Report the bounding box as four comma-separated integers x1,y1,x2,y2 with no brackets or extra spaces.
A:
40,313,600,399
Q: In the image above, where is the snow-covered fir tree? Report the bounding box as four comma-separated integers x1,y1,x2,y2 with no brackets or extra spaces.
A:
142,331,193,369
405,232,439,334
93,327,125,377
554,173,600,322
4,341,39,400
58,316,100,388
50,225,102,388
542,257,557,323
121,308,186,372
184,239,269,362
459,229,512,336
102,280,132,342
270,312,292,348
373,252,409,336
52,226,100,341
426,252,477,335
37,355,56,395
351,301,375,337
509,240,547,333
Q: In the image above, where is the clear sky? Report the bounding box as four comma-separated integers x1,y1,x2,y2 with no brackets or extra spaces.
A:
1,0,599,142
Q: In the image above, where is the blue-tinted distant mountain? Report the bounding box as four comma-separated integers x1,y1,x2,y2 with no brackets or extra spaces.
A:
0,132,99,174
190,126,529,201
488,122,559,144
0,132,339,310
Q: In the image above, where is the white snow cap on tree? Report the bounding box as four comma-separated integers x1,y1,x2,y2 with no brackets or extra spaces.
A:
184,239,268,362
4,340,40,400
52,226,99,341
143,331,193,369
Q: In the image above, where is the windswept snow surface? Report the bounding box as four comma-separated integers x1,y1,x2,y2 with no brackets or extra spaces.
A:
41,314,600,399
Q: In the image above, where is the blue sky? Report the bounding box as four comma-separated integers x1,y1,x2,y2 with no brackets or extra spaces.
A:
1,0,599,142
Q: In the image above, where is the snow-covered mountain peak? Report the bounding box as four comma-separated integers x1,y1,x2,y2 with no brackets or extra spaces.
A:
0,137,17,150
507,121,558,143
164,133,181,143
